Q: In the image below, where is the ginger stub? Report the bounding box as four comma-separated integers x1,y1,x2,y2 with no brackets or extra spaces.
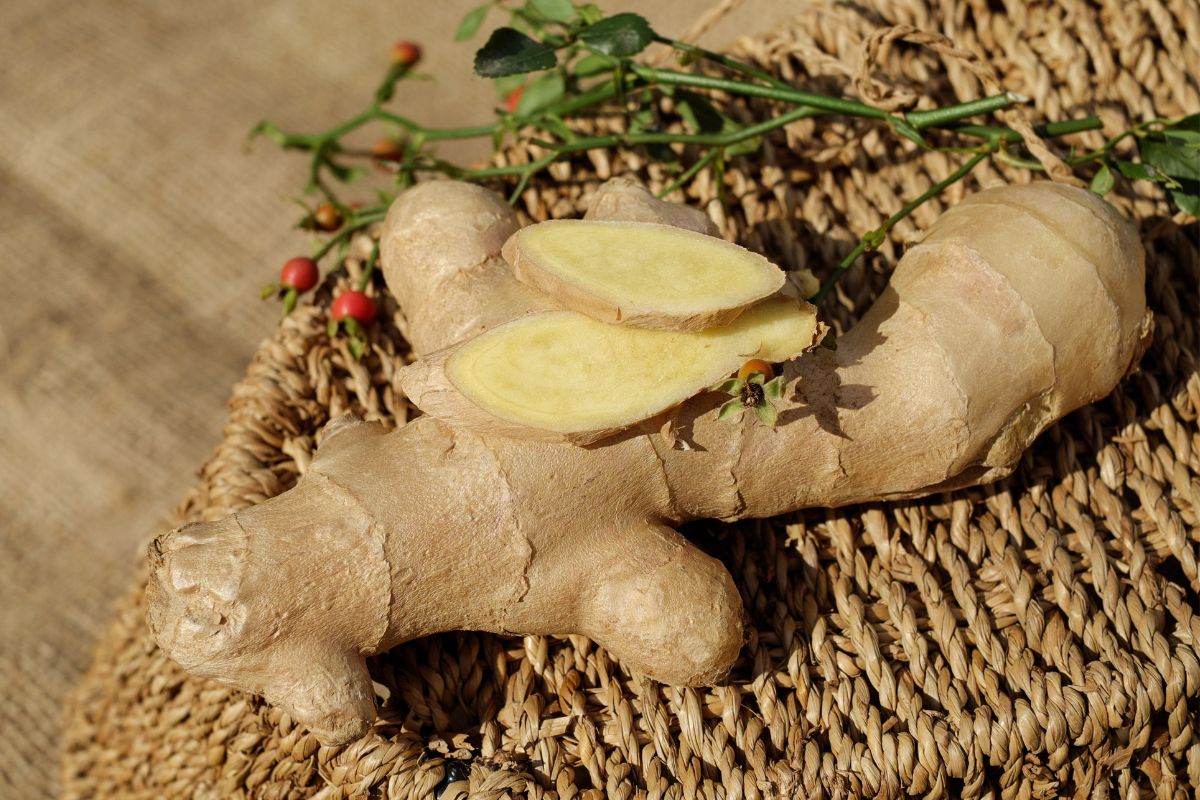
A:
502,219,786,331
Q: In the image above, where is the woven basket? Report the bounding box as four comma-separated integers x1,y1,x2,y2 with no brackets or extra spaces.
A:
62,1,1199,797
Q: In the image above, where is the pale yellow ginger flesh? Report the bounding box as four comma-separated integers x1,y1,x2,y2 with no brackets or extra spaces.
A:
444,295,819,434
502,219,786,330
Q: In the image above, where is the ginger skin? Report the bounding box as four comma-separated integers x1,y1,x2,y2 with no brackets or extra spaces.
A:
147,178,1146,745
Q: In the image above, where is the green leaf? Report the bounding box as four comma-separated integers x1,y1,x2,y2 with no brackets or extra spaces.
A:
746,371,766,386
1089,162,1115,196
1140,127,1200,215
248,120,306,149
327,319,339,338
763,376,785,399
1162,113,1200,145
717,399,745,421
628,105,654,134
580,13,654,58
573,53,615,77
726,135,762,157
577,3,603,24
326,160,366,184
347,336,366,361
528,0,574,23
888,115,929,148
493,74,526,98
753,401,778,427
281,288,298,317
539,114,576,142
1113,160,1156,181
474,27,558,77
516,71,566,116
645,142,679,164
711,378,742,395
674,90,724,134
455,3,491,41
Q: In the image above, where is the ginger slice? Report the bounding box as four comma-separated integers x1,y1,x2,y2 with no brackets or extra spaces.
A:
501,220,786,331
399,294,822,444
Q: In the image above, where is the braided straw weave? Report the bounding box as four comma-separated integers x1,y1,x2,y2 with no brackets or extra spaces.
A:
62,1,1199,797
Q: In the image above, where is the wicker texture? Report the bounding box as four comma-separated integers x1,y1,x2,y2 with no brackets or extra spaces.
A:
62,1,1199,797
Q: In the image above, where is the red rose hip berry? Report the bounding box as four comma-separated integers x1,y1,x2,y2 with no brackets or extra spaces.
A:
279,257,319,293
332,290,377,325
391,41,421,68
313,202,343,232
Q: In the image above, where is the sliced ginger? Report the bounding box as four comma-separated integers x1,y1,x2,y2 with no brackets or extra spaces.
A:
400,294,821,443
502,220,786,331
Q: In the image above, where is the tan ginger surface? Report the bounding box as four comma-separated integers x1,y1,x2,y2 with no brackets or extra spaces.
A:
502,219,786,330
147,177,1146,746
400,294,821,444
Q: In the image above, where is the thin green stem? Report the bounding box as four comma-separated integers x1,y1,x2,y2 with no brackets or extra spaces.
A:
359,238,381,291
949,115,1103,144
635,66,888,119
906,93,1019,130
652,34,788,89
810,150,989,305
312,211,388,261
657,147,722,198
551,105,820,152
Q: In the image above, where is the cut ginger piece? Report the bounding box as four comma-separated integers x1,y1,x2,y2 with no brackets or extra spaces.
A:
501,220,786,331
398,294,823,444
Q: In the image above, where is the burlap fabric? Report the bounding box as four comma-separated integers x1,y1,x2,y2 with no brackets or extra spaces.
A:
61,1,1199,797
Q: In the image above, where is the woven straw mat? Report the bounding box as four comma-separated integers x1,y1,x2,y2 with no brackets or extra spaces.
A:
61,1,1200,798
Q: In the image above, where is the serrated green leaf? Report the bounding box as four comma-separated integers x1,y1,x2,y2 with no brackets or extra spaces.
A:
1113,160,1155,181
528,0,574,23
455,3,491,41
754,401,778,427
711,378,743,395
573,53,615,77
764,376,785,399
580,13,654,58
717,399,745,421
475,27,558,77
1162,113,1200,145
1140,130,1200,215
515,71,565,116
1089,162,1115,195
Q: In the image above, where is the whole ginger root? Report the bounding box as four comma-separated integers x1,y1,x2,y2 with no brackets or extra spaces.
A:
147,178,1146,745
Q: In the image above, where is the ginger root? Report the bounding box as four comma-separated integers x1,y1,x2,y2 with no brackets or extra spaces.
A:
147,178,1145,746
502,219,786,330
399,294,821,444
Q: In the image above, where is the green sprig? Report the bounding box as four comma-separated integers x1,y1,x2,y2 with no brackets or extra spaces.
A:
254,2,1197,322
